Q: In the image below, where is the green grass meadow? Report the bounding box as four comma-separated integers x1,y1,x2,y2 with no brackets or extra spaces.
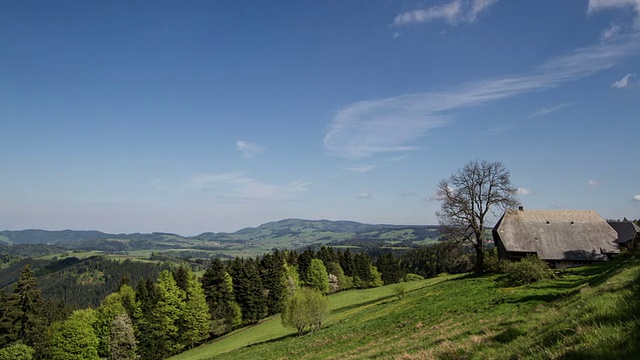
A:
171,253,640,360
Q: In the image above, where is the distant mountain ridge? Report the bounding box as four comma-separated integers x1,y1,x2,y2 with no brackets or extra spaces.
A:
0,218,440,251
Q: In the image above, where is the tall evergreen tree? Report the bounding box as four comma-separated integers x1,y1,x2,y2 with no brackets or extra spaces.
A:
259,253,286,315
201,259,241,336
0,264,46,349
338,249,355,277
316,246,338,266
228,257,266,325
172,265,191,292
134,278,157,360
297,249,315,283
377,252,402,285
353,253,374,288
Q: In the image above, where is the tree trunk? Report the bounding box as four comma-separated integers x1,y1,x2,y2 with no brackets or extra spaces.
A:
474,243,484,274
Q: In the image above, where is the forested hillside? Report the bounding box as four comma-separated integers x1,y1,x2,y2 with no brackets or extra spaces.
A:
0,241,474,359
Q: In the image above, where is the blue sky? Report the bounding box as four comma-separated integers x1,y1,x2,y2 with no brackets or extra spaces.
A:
2,0,640,235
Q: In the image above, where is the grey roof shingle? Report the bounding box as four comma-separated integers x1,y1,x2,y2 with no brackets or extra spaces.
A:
494,209,620,261
607,221,640,245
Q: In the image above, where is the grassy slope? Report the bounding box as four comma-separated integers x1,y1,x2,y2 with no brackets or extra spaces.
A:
172,254,640,360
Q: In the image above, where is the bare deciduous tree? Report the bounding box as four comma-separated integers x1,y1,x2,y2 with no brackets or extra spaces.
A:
436,160,519,273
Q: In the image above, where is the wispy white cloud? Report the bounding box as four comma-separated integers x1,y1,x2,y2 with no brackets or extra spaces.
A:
324,33,640,159
151,179,168,190
184,172,311,200
236,140,265,158
633,194,640,201
527,102,575,118
588,0,640,27
516,188,532,195
344,164,379,173
612,73,635,87
358,192,372,199
394,0,498,26
601,22,623,41
588,179,604,186
485,124,515,133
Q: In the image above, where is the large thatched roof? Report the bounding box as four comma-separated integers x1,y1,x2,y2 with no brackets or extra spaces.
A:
494,209,619,261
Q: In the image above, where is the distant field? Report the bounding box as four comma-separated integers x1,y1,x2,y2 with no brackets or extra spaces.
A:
171,254,640,360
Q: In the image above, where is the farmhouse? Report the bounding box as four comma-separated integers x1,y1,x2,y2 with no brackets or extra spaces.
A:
607,220,640,249
493,207,620,269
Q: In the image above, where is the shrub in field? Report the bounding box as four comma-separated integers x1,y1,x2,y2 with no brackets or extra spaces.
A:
402,273,424,282
483,248,502,273
393,284,407,300
502,256,555,284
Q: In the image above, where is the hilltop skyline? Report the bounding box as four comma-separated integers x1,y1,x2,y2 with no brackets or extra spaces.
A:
2,1,640,235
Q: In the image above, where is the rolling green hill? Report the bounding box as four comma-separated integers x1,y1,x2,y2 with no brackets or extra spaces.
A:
0,219,440,257
170,253,640,360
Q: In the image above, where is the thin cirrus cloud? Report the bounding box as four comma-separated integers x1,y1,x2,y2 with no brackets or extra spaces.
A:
527,102,575,118
588,179,604,186
393,0,498,26
516,188,532,195
612,73,635,88
343,164,379,173
236,140,265,158
183,172,312,201
324,32,640,160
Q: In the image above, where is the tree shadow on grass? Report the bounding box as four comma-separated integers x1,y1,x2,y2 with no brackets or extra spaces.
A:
330,294,397,315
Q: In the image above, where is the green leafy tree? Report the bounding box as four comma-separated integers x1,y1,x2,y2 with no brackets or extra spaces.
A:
109,312,137,360
94,292,126,358
148,270,185,358
177,267,210,349
0,343,35,360
283,262,301,297
325,261,351,291
369,265,383,287
305,259,329,293
281,287,329,335
436,160,519,273
49,309,99,360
